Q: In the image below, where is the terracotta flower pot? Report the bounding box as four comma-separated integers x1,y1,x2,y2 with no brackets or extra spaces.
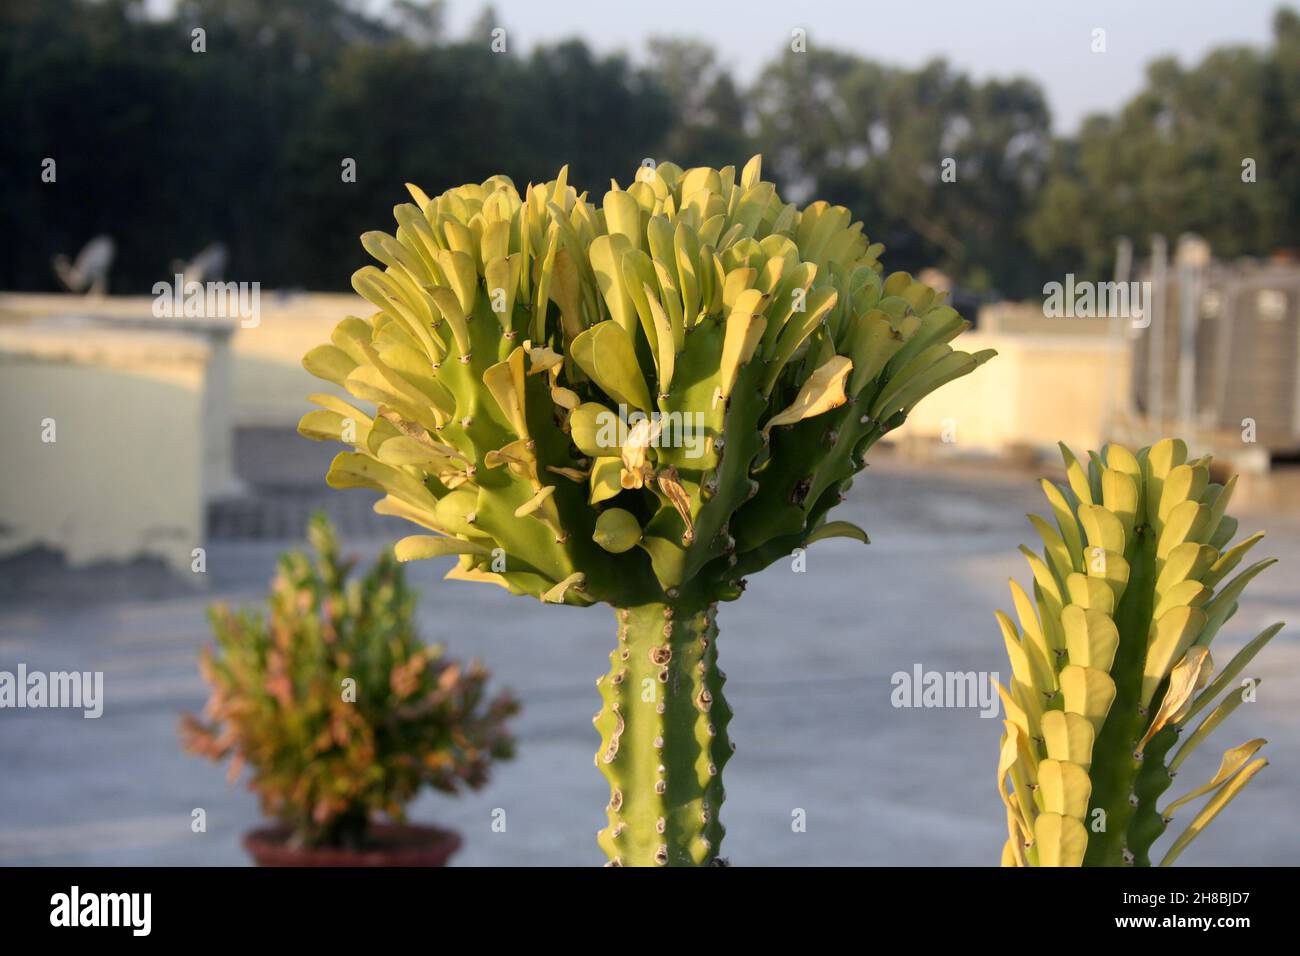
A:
242,822,462,867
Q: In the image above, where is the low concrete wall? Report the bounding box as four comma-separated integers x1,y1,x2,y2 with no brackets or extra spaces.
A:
226,293,357,426
0,292,359,429
894,331,1132,456
1,293,1135,458
977,300,1118,337
0,322,210,573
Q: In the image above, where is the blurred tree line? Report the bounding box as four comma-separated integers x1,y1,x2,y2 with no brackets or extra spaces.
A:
4,0,1299,300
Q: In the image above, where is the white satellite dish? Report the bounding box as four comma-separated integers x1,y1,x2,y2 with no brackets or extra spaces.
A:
52,235,115,295
170,243,228,286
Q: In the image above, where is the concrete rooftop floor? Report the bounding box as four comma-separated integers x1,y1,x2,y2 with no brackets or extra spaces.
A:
1,437,1297,866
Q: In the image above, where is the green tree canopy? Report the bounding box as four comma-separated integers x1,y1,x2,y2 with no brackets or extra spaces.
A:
4,1,1298,298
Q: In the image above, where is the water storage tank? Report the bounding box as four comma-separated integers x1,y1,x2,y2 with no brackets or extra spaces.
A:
1132,256,1300,453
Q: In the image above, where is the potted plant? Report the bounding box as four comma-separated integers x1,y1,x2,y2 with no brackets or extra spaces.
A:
181,514,519,866
298,155,993,864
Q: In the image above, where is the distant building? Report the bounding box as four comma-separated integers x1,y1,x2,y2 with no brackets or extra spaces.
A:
1133,240,1300,455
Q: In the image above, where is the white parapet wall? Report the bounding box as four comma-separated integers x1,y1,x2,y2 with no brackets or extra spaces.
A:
0,293,1136,466
0,292,360,430
224,292,358,426
0,321,210,573
892,330,1132,456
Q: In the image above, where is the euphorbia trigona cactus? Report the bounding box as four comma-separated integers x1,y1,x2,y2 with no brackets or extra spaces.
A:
995,440,1283,866
300,156,992,865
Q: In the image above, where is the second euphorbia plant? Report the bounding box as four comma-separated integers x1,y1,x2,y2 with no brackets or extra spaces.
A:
994,440,1282,866
299,155,991,864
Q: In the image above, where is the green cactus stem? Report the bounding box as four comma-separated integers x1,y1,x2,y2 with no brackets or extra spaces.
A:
995,439,1283,867
595,600,731,866
300,156,991,864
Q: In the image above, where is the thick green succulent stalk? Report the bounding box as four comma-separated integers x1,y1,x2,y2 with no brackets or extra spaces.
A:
995,439,1283,867
595,601,731,865
299,156,991,864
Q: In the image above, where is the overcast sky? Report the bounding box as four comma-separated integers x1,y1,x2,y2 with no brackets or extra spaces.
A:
438,0,1289,134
